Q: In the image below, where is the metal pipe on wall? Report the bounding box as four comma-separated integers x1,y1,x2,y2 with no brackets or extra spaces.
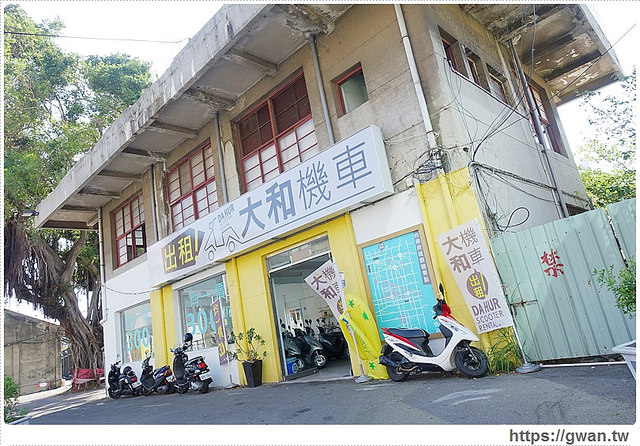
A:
394,4,438,150
98,207,108,326
309,34,335,145
149,165,159,241
214,112,229,203
509,40,569,218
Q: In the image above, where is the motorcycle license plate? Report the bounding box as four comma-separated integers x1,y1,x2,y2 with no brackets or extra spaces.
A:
199,372,211,380
132,380,142,388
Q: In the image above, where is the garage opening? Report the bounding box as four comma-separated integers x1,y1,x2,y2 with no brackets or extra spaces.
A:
267,236,351,381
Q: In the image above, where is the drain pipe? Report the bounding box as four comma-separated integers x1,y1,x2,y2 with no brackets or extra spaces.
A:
214,112,229,203
309,34,335,145
98,207,108,326
509,39,569,218
394,4,437,149
149,165,159,241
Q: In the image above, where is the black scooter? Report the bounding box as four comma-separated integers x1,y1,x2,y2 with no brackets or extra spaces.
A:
171,333,213,394
107,360,141,398
314,319,349,360
139,355,175,395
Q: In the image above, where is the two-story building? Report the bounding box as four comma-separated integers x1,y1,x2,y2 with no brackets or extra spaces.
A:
35,4,621,386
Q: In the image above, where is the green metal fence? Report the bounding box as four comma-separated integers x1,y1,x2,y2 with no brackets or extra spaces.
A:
490,198,636,362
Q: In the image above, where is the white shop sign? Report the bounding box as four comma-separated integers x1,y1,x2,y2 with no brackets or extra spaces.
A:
437,219,514,334
149,125,393,286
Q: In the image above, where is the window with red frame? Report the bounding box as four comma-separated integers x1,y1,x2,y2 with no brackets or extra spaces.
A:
114,194,146,267
235,72,318,191
442,38,459,71
336,65,369,115
528,84,563,155
167,143,218,231
488,73,508,103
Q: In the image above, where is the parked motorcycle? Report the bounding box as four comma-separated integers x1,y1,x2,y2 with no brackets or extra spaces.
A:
171,333,213,394
313,319,349,360
139,355,175,395
295,327,327,369
281,325,306,373
280,323,327,371
379,284,489,381
107,360,142,398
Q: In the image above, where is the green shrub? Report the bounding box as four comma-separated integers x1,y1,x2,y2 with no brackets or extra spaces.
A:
594,258,636,316
4,375,28,423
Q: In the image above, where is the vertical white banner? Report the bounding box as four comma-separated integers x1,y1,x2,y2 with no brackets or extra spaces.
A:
303,260,346,320
437,219,513,334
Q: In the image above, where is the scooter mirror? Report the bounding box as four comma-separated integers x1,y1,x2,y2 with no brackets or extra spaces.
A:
438,283,445,296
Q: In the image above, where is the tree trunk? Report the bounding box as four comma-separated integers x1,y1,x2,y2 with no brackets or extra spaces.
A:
4,218,104,371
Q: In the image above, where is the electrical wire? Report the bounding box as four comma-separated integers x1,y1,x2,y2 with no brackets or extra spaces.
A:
475,20,636,161
105,285,160,296
471,5,536,161
4,30,189,45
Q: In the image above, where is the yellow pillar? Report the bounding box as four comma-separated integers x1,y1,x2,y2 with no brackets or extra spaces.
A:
149,284,176,367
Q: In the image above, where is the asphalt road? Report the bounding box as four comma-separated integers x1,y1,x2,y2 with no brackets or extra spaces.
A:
18,363,635,425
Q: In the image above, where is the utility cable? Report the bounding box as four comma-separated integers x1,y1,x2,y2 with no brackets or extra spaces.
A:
4,30,189,45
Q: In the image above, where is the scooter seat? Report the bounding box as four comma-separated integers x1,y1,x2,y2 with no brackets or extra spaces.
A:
387,328,429,339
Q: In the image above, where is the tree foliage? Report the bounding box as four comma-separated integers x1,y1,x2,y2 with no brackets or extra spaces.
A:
578,69,636,207
3,4,152,370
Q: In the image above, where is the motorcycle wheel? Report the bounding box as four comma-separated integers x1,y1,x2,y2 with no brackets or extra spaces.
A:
141,387,152,396
385,353,409,382
107,388,120,399
312,351,328,369
200,378,212,394
454,346,489,378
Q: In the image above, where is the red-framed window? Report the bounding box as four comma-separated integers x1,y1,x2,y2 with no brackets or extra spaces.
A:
113,194,146,267
167,142,218,231
467,55,481,85
442,38,459,71
528,84,562,155
235,72,318,191
489,73,508,103
335,65,369,115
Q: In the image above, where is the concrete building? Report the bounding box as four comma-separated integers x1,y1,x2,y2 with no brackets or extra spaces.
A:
4,310,63,395
35,4,621,385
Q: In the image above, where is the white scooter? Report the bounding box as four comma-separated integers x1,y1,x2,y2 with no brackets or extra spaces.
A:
379,284,489,381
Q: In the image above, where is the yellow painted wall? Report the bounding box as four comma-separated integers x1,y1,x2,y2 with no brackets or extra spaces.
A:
416,167,500,353
150,284,177,367
226,214,367,384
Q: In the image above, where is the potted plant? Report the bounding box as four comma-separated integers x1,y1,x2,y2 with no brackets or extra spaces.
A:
228,328,267,387
4,375,30,424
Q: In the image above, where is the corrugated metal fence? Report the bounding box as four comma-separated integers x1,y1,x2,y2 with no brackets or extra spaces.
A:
490,198,636,362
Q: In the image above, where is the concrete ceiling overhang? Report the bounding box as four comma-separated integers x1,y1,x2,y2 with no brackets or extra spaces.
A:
462,3,623,104
34,3,351,230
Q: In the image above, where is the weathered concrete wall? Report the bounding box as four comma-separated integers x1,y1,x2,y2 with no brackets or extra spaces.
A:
3,310,62,395
416,4,589,230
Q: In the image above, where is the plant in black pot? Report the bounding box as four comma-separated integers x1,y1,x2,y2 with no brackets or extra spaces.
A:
228,328,267,387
